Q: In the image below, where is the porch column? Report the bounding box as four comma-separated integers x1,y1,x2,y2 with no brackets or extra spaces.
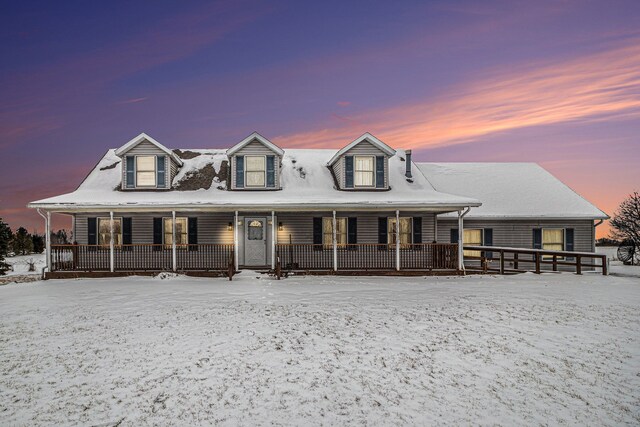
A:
234,211,239,270
71,215,76,243
45,211,51,272
109,211,114,273
172,211,177,272
332,211,337,271
395,210,400,271
271,211,276,269
457,210,464,271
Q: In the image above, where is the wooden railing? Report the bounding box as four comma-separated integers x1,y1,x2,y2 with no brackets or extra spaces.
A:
50,244,235,273
463,245,608,275
275,243,459,273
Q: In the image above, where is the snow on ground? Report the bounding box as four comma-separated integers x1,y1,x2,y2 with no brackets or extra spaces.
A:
3,254,45,276
1,272,639,426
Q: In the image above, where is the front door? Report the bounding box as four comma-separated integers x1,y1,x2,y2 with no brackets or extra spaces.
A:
244,217,267,266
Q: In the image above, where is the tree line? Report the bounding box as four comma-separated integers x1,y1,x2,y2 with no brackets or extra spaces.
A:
0,217,71,275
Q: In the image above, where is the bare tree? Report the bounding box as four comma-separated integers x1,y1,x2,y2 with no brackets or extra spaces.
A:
610,191,640,245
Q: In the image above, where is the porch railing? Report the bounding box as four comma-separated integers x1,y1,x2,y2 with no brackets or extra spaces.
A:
50,244,235,273
275,243,459,272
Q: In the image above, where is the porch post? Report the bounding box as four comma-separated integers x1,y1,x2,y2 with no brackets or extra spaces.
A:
395,210,400,271
457,210,464,271
271,210,276,269
45,211,51,272
433,215,437,242
332,211,337,271
172,211,177,272
234,211,239,270
109,211,114,273
71,215,76,243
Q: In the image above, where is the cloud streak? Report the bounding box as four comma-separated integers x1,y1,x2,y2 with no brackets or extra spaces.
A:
274,38,640,149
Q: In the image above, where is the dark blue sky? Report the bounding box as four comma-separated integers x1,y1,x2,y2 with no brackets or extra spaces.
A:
1,0,639,236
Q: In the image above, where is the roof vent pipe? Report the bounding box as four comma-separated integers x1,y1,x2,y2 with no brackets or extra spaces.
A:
405,150,412,178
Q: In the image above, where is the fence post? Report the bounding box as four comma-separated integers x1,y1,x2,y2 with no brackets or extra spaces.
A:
499,250,505,274
576,255,582,275
603,257,608,276
513,252,519,270
535,252,541,274
552,255,558,272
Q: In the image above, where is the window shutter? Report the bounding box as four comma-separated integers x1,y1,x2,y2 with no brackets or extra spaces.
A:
345,156,354,188
235,156,244,188
450,228,459,244
87,217,97,245
565,228,574,260
188,217,198,251
153,217,163,251
125,156,135,188
266,155,275,188
375,156,385,188
348,217,357,248
122,217,132,246
157,156,166,189
412,217,422,244
483,228,493,259
532,228,542,249
378,217,388,250
313,217,322,251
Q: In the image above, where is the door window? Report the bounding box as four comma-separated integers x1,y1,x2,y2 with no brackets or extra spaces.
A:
248,220,264,240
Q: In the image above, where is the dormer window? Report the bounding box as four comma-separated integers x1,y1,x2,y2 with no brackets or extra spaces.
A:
136,156,157,187
246,156,266,187
355,156,375,187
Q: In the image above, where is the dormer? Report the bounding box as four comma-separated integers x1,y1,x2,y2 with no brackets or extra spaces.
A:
327,133,396,190
114,133,183,190
226,132,284,190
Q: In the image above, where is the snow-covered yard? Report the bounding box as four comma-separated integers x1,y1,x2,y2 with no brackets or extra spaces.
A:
1,272,639,425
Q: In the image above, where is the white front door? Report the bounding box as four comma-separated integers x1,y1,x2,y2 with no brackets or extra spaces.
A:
244,217,267,266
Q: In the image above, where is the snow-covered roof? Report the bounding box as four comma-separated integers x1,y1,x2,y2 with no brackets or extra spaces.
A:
114,133,184,166
226,132,285,157
28,149,480,211
327,133,396,166
417,163,608,220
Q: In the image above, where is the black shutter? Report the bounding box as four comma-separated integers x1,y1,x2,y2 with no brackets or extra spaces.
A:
412,217,422,244
375,156,384,188
157,155,166,189
348,217,357,249
484,228,493,259
188,217,198,251
378,217,388,250
266,155,275,188
345,156,354,188
533,228,542,249
126,156,135,188
235,156,244,188
87,217,97,245
313,217,322,250
450,228,459,244
122,217,132,251
153,217,163,251
565,228,574,260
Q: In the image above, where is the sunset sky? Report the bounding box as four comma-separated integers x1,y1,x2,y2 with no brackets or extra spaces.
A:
1,0,639,238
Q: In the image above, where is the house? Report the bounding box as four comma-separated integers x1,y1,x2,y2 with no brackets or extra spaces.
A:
28,132,607,277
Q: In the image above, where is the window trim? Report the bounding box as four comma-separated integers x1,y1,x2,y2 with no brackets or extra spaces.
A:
97,217,123,247
322,217,348,248
354,155,375,188
162,217,189,248
463,228,483,258
135,155,158,188
244,155,267,188
542,228,565,260
387,217,412,247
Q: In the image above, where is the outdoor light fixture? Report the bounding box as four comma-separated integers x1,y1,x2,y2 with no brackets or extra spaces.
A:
278,222,283,231
227,222,233,231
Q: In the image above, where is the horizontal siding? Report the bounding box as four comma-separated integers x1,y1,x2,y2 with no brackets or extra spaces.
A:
231,139,281,190
75,213,234,245
120,140,178,190
335,140,389,189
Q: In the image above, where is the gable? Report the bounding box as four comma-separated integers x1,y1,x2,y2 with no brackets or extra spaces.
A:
115,133,183,167
226,132,284,157
327,133,395,167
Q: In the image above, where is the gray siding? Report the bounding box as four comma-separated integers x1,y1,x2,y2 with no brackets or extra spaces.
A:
75,213,234,245
332,140,389,190
120,140,178,190
231,139,281,190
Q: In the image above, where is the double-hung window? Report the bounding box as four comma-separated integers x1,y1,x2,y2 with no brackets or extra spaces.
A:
322,217,347,248
463,229,483,257
354,156,374,187
136,156,156,187
98,218,122,246
245,156,266,187
388,217,412,247
542,229,564,259
164,217,188,248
